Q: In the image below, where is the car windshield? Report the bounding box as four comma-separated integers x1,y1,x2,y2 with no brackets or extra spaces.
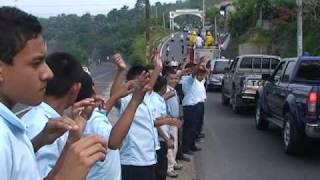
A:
296,60,320,82
212,61,230,74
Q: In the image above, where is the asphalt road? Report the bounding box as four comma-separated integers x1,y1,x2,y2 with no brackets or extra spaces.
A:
13,62,115,114
160,32,188,63
195,91,320,180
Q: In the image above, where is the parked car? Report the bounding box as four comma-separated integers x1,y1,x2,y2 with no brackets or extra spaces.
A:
206,58,231,90
256,56,320,155
221,54,281,113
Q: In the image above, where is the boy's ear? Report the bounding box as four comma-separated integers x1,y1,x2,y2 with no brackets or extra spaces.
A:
72,82,82,94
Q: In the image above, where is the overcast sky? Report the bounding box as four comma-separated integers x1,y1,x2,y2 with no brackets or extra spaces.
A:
1,0,177,17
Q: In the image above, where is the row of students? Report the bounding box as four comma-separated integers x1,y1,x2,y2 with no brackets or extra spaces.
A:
0,6,208,180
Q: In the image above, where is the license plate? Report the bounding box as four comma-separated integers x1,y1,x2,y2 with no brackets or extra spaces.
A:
247,79,261,86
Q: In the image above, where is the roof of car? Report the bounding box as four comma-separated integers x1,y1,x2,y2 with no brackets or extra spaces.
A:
282,56,320,62
237,54,281,59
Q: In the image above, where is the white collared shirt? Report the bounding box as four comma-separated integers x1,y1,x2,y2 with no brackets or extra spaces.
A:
118,93,158,166
166,86,179,118
182,75,207,106
22,102,67,179
149,91,170,142
84,108,121,180
0,102,41,180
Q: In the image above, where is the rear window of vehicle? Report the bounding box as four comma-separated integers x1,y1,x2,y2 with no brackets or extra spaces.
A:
239,57,252,68
239,57,280,69
271,59,280,69
213,61,230,73
296,60,320,82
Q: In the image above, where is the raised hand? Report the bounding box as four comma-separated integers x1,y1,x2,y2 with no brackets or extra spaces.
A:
72,98,95,120
112,53,127,70
31,117,80,152
42,117,79,145
132,71,151,103
54,135,107,180
153,48,163,70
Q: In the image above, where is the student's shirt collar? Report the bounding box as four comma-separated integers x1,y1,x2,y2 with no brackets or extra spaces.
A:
0,102,26,132
38,102,60,118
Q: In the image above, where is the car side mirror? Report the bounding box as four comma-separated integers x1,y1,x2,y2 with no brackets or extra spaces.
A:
262,74,271,81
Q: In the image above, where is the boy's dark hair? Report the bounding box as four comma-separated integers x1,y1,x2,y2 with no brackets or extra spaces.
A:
126,66,148,80
154,76,167,92
45,52,83,97
0,7,42,64
163,66,176,77
76,72,94,101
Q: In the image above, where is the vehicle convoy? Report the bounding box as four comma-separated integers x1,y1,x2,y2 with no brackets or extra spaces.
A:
221,54,281,113
206,58,231,90
255,56,320,155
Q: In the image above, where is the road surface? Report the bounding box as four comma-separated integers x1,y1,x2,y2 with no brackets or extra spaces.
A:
195,91,320,180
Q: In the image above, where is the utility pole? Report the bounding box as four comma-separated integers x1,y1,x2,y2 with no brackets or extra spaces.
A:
202,0,205,28
163,13,166,28
297,0,303,57
145,0,151,62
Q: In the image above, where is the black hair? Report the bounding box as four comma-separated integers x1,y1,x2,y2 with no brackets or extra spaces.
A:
163,66,176,77
76,72,94,101
153,76,167,92
0,7,42,64
45,52,83,97
126,66,148,80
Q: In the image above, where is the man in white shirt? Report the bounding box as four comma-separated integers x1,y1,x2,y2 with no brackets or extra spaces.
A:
0,7,106,180
196,34,203,48
181,59,207,154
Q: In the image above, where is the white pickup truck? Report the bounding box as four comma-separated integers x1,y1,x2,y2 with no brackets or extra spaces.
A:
221,54,281,113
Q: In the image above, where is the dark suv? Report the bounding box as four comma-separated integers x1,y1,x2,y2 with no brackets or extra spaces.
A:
256,56,320,155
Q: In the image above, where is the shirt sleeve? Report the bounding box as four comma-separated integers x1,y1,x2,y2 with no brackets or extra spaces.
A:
0,133,12,180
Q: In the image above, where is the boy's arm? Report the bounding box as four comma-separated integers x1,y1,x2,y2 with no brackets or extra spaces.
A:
108,71,151,150
47,135,107,180
148,49,163,89
46,100,106,180
104,80,135,112
162,90,175,100
31,117,79,152
157,127,174,149
154,117,182,128
110,53,127,100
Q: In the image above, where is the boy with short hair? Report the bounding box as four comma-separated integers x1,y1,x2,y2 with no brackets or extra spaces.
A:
151,75,174,180
163,67,183,178
111,51,181,180
75,69,150,180
22,52,97,178
0,7,106,180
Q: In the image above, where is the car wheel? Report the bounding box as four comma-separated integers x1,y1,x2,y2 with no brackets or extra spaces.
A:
283,112,304,155
221,87,229,105
255,99,269,130
231,92,241,113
